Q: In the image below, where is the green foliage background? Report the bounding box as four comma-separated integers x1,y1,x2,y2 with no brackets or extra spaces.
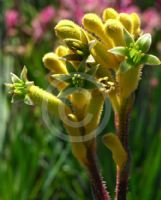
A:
0,0,161,199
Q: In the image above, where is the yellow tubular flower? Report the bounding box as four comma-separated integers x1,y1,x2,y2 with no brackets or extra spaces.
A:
84,90,104,135
82,13,113,48
64,114,88,165
55,45,69,57
105,19,125,46
91,41,119,70
102,8,119,21
28,85,71,119
83,90,104,151
43,52,67,74
55,20,87,43
103,133,127,170
131,13,141,37
71,90,91,119
119,13,133,33
116,66,142,101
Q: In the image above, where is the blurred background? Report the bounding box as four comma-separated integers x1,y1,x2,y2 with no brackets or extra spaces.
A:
0,0,161,199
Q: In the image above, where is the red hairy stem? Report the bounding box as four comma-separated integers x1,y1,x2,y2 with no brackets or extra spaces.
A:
86,148,111,200
115,97,134,200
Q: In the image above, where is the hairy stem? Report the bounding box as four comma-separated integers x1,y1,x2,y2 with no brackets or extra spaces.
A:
86,148,111,200
115,97,133,200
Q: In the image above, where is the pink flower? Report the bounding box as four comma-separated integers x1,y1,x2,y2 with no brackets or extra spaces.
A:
120,6,140,14
74,8,84,24
59,0,109,23
32,6,55,41
39,6,55,25
5,9,19,29
121,0,133,7
32,19,44,41
142,8,161,33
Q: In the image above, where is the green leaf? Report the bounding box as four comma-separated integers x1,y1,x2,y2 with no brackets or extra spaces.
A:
78,60,86,72
24,95,34,105
119,61,133,73
84,79,101,89
51,74,72,83
86,65,99,75
136,33,152,53
108,47,127,56
124,29,134,46
58,86,78,98
142,54,161,65
20,66,28,81
66,61,77,73
10,73,21,83
11,94,23,103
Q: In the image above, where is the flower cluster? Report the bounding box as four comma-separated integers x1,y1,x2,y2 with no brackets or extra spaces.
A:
6,7,160,200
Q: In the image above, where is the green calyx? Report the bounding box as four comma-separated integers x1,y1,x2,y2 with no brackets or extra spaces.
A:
51,60,100,97
109,30,161,73
5,66,34,105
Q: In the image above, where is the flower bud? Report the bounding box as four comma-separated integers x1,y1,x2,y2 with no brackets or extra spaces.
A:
82,13,113,48
119,13,132,33
91,41,119,70
102,8,118,21
55,20,87,42
55,45,69,57
43,52,67,74
131,13,141,37
103,133,127,170
105,19,125,46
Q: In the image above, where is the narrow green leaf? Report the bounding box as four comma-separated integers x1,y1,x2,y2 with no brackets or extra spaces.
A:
58,86,78,98
11,94,23,103
78,60,86,72
142,54,161,65
136,33,152,53
108,47,127,56
124,29,134,46
51,74,72,83
24,95,34,105
20,66,28,81
66,61,77,73
86,65,99,75
10,73,21,83
84,79,101,89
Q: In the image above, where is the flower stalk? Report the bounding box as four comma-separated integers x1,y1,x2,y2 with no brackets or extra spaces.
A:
86,148,111,200
114,96,134,200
